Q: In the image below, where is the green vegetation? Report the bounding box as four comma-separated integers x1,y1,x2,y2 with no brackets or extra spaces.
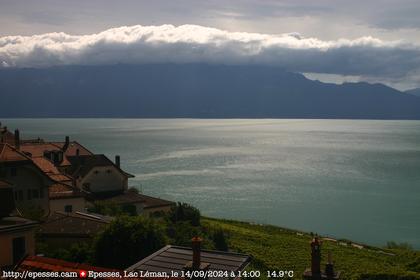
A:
202,217,420,280
37,202,419,279
37,203,229,269
169,202,201,226
93,215,167,269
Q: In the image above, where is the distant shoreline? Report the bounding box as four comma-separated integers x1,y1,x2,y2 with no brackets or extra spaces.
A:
2,117,420,121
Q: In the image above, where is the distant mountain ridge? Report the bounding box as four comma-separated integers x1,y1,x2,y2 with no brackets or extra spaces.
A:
1,64,420,119
405,88,420,97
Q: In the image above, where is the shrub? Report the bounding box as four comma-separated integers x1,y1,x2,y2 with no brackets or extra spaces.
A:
93,216,166,269
169,202,201,226
386,241,413,250
212,228,228,251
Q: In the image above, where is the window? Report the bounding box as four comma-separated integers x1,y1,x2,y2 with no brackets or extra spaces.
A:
39,188,44,198
18,190,23,201
12,237,26,264
32,189,39,199
11,167,17,177
64,205,73,213
14,191,18,201
27,190,32,200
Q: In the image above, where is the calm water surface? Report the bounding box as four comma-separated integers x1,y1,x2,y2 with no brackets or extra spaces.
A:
4,119,420,248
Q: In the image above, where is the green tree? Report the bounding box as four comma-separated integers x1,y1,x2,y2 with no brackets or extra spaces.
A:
212,228,228,251
169,202,201,226
93,216,166,269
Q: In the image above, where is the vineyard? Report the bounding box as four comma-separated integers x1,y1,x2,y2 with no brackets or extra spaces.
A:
203,218,420,280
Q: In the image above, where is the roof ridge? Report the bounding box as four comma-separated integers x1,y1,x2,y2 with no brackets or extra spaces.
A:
0,143,32,162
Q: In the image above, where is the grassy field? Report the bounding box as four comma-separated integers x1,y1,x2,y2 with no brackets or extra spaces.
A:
202,217,420,280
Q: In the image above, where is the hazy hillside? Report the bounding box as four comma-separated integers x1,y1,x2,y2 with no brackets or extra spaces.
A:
406,88,420,97
1,64,420,119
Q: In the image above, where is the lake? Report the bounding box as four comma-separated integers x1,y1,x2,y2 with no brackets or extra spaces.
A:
3,118,420,248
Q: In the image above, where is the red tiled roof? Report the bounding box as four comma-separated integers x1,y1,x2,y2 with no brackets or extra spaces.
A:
49,183,84,199
30,157,73,183
19,143,62,157
52,141,94,157
50,183,73,193
17,255,167,280
18,256,121,277
0,143,30,163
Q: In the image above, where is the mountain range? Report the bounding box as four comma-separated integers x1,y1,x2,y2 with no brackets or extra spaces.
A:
405,88,420,97
0,64,419,119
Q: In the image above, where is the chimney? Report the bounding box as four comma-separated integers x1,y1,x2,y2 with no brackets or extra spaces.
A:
115,155,120,168
325,252,335,279
76,149,80,157
192,236,202,269
14,129,20,150
63,136,70,151
310,237,321,276
183,237,210,280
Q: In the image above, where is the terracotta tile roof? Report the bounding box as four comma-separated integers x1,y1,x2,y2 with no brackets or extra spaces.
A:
19,141,93,168
0,143,31,163
49,183,74,193
30,156,73,183
0,144,55,188
17,255,121,278
49,183,84,199
19,142,62,157
52,141,94,157
31,156,60,174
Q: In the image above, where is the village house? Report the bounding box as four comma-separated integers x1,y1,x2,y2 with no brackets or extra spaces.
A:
1,124,175,216
0,180,38,269
48,183,86,214
66,154,134,194
0,143,53,217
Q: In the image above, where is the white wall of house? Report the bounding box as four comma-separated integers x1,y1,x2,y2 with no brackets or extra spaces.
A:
0,227,36,268
78,166,127,193
49,197,86,213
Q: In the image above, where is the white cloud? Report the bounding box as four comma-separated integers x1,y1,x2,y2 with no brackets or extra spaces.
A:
1,24,420,87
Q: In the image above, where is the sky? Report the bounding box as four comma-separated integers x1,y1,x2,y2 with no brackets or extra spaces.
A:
1,0,420,90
